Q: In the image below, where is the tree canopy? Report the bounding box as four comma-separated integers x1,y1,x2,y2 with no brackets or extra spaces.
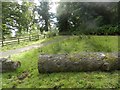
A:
2,1,36,38
1,1,119,39
57,2,119,35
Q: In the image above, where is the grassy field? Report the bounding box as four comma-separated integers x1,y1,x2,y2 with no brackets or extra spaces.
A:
2,35,120,88
40,35,118,54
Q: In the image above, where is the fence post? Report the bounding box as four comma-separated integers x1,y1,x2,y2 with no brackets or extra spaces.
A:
35,35,38,41
29,35,31,41
38,35,39,40
1,40,4,47
18,38,20,44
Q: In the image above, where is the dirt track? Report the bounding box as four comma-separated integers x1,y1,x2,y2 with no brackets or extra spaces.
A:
0,36,70,57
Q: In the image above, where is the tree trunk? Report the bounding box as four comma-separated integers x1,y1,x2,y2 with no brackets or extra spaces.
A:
38,52,120,73
45,19,48,31
0,58,21,73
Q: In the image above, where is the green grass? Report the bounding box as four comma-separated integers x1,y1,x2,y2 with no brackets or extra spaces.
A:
40,35,118,54
2,35,119,88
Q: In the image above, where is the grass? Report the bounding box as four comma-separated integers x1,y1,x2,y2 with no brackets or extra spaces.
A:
40,35,118,54
2,35,120,88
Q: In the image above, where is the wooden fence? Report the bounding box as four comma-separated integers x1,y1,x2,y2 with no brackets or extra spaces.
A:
0,34,44,47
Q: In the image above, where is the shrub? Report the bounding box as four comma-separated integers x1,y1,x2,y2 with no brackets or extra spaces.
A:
67,25,118,35
43,28,59,38
97,25,118,35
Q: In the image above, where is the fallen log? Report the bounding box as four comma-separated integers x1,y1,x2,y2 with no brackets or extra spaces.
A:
38,52,120,73
0,58,21,73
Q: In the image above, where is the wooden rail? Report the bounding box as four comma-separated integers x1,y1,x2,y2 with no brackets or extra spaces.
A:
0,35,43,47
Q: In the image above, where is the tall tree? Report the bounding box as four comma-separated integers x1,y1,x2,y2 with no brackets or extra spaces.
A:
2,1,36,38
57,2,71,32
2,2,20,38
35,2,50,31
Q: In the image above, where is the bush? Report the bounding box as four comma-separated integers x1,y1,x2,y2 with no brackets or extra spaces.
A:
43,28,59,38
97,25,118,35
66,25,118,35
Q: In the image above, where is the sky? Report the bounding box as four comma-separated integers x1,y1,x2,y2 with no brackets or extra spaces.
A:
34,0,60,14
34,0,59,27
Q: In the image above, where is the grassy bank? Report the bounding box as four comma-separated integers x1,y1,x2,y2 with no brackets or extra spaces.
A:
40,35,118,54
2,35,119,88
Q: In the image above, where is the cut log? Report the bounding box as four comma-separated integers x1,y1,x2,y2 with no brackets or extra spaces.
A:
0,58,21,73
38,52,120,73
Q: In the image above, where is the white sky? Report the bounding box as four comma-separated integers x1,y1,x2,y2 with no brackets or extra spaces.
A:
34,0,60,14
49,2,58,14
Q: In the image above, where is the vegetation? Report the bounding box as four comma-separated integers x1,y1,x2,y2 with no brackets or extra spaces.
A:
2,2,36,38
57,2,119,35
34,2,50,31
2,2,119,40
1,1,55,41
2,36,119,88
1,1,119,89
40,36,118,54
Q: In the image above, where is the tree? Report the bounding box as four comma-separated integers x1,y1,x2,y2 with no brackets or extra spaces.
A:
57,2,118,35
2,1,36,38
35,2,50,32
19,2,36,36
56,2,71,32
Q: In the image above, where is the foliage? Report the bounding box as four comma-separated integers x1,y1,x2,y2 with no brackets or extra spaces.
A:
2,2,38,38
43,28,59,38
69,25,119,35
96,25,119,35
57,2,118,35
2,2,19,37
34,2,50,31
